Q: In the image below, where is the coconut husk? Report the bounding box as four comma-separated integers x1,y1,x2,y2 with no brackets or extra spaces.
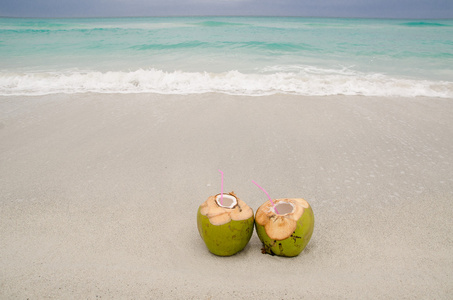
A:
200,192,253,226
255,198,309,240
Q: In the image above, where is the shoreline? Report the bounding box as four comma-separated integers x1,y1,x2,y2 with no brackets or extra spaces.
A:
1,93,452,298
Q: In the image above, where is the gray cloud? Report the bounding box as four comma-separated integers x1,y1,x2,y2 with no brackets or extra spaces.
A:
0,0,452,18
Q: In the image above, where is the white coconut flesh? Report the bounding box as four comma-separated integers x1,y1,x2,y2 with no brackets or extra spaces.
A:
215,194,237,209
256,198,309,240
273,202,294,215
199,193,253,226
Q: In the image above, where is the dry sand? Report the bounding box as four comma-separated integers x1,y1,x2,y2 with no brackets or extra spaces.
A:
1,93,452,299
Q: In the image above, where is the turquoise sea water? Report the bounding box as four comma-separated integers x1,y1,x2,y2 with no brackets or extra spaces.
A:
1,17,452,97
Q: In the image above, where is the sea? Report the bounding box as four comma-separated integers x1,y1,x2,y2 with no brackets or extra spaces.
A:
1,16,452,97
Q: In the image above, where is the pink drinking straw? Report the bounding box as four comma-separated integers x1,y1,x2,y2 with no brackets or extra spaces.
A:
252,180,279,214
218,169,224,205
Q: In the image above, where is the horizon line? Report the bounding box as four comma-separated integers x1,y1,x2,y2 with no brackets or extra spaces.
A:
1,15,452,20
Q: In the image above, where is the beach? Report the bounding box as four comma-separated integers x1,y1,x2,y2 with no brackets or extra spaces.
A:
1,93,452,298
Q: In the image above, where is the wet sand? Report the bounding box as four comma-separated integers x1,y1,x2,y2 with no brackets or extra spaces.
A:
1,93,452,298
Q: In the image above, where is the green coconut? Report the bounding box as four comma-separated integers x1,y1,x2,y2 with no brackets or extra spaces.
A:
255,198,314,257
197,192,254,256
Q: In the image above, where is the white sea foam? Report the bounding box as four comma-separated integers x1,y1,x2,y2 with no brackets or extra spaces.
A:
1,68,452,98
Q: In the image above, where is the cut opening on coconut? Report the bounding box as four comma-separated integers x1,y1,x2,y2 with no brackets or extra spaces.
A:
274,202,294,215
215,194,237,209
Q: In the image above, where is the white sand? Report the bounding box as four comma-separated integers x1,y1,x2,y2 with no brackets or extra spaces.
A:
1,93,452,299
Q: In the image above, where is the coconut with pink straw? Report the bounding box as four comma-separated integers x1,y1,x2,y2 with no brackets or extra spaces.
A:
253,180,315,257
196,170,254,256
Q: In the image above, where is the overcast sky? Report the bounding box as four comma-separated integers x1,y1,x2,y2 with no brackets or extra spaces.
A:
1,0,452,19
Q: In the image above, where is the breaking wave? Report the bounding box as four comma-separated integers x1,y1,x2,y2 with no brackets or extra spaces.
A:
1,68,452,98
